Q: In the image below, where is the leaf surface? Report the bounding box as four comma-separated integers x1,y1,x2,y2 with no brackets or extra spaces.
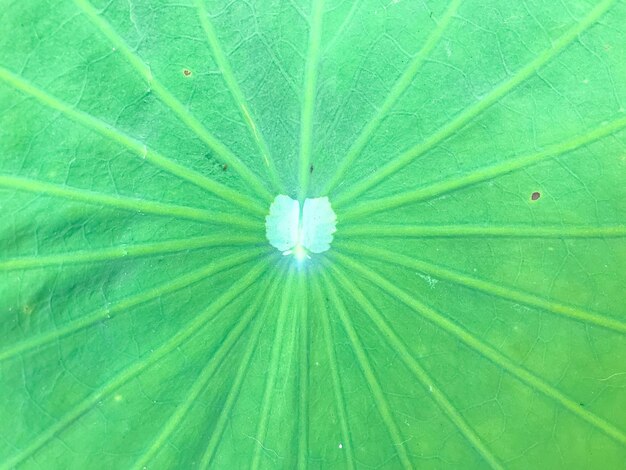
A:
1,0,625,468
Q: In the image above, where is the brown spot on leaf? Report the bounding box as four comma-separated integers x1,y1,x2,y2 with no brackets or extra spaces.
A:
182,69,192,77
531,191,541,201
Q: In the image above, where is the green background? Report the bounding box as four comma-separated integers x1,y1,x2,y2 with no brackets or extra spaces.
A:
1,0,625,468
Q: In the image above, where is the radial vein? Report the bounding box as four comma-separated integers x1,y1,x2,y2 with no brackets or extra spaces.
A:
297,272,309,469
340,115,626,220
340,224,626,239
131,267,278,470
323,0,463,195
198,266,286,468
73,0,272,202
312,276,356,470
0,174,257,228
194,0,284,193
321,271,414,470
298,0,325,201
0,66,266,216
332,252,626,446
333,0,619,207
0,234,263,271
0,260,269,470
328,262,503,470
0,250,267,363
250,266,296,470
337,241,626,335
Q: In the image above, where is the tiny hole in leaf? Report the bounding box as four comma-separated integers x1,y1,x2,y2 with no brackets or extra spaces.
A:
531,191,541,201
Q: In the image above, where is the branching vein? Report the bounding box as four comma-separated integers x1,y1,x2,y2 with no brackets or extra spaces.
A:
340,224,626,239
198,265,287,468
323,0,462,195
0,260,269,470
131,267,279,470
194,0,284,193
298,0,325,201
332,0,619,206
0,66,266,216
340,115,626,221
250,266,296,470
0,175,257,228
337,241,626,335
331,252,626,446
0,234,263,271
321,270,414,470
329,262,503,470
0,250,268,363
311,276,356,470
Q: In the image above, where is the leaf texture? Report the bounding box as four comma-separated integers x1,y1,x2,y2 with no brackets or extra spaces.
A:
1,0,625,468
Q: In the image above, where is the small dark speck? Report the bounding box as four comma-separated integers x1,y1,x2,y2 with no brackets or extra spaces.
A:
310,164,314,174
183,69,192,77
580,403,585,407
222,164,228,171
531,191,541,201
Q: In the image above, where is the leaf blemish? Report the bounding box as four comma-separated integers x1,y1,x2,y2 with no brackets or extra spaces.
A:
531,191,541,201
182,68,192,77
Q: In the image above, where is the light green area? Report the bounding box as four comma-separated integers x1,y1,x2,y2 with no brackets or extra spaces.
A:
1,0,625,468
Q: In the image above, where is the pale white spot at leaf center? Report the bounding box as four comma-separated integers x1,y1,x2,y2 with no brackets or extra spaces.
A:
265,195,337,260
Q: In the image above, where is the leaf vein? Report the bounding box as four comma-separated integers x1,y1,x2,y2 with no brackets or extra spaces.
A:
250,266,297,470
298,0,325,200
334,0,619,206
0,260,269,470
131,266,277,470
337,242,626,335
0,235,262,271
332,252,626,446
0,175,257,228
73,0,272,202
341,115,626,220
329,262,503,470
340,224,626,239
0,250,266,363
198,265,286,468
323,0,462,195
194,0,284,193
312,276,356,470
322,270,414,470
0,66,265,216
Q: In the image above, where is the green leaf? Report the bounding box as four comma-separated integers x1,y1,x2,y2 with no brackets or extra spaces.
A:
1,0,625,468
